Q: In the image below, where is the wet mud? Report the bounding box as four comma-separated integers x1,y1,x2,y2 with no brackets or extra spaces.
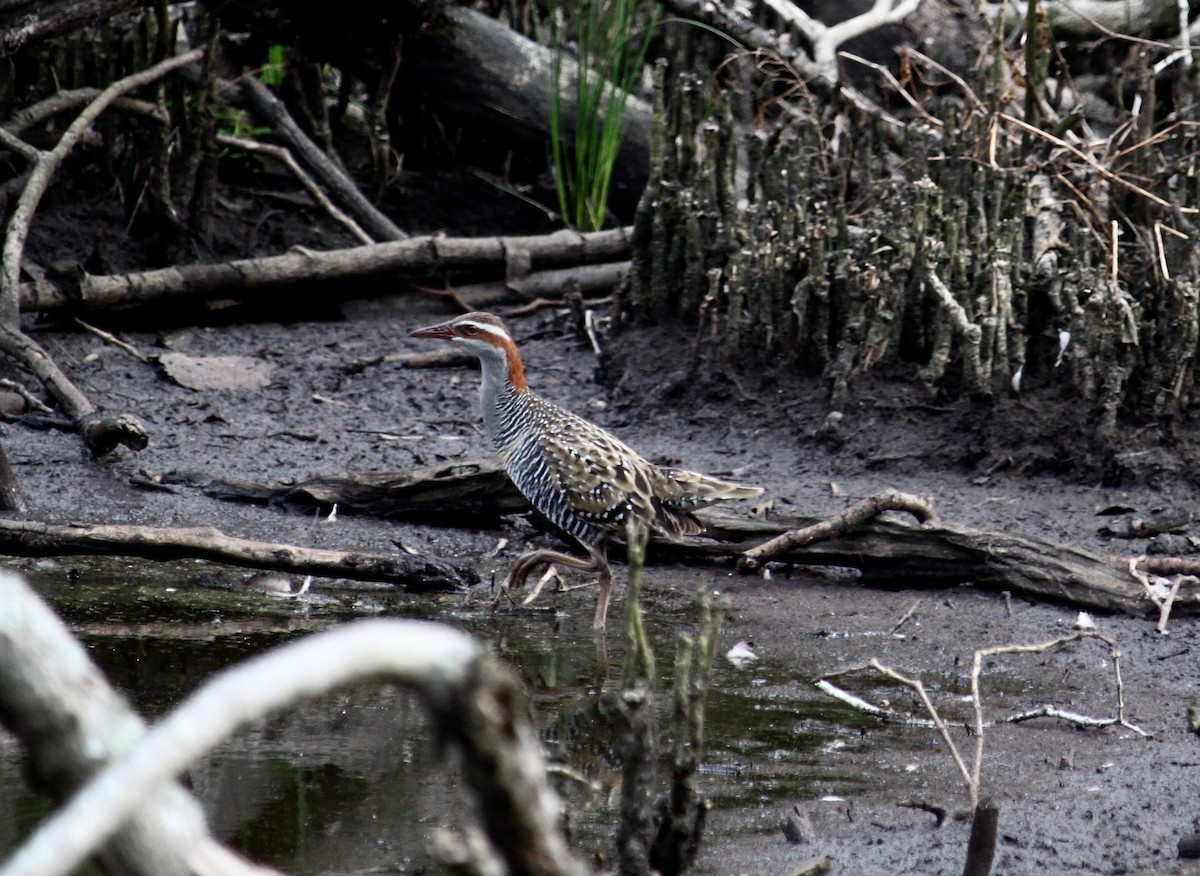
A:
3,287,1198,875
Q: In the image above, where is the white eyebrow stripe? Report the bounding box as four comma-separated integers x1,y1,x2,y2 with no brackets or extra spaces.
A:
460,321,511,342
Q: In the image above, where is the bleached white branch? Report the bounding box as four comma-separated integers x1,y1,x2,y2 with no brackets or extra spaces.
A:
816,630,1147,810
970,630,1147,802
825,0,923,55
760,0,923,69
1,617,585,876
0,570,276,876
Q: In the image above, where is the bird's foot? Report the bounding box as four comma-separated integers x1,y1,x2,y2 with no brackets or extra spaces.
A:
492,579,517,607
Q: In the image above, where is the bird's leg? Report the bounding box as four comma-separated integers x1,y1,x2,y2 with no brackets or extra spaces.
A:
590,545,613,630
498,546,611,622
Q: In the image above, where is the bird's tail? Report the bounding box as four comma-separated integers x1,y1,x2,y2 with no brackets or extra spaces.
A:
646,469,762,538
656,468,764,506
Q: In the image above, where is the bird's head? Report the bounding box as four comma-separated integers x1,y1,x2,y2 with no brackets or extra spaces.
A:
410,312,526,390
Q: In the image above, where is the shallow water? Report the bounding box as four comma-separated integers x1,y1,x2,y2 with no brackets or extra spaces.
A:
0,558,950,874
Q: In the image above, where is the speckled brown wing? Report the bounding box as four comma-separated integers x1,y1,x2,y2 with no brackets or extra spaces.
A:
503,392,762,546
650,467,765,508
532,426,745,540
533,422,656,532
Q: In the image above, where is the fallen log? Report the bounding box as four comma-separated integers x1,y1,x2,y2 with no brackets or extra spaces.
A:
160,461,528,521
0,0,144,55
406,7,652,211
0,518,473,591
158,459,1198,616
685,510,1186,616
20,228,631,312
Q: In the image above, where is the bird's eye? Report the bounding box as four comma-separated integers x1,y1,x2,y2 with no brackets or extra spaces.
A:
462,325,479,336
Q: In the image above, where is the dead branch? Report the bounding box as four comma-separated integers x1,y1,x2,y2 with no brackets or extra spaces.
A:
73,318,150,362
0,570,280,876
653,0,904,128
0,50,203,455
0,593,585,876
0,48,204,323
1126,557,1193,633
0,0,145,54
760,0,920,70
1000,113,1187,214
4,88,166,133
1126,556,1200,575
218,74,406,242
0,517,473,591
815,631,1144,814
216,134,373,244
161,461,529,521
985,0,1183,41
970,633,1146,769
738,487,937,571
21,228,632,312
816,659,974,797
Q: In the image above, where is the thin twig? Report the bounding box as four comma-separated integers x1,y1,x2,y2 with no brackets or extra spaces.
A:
902,47,989,114
998,113,1192,214
73,319,150,363
217,134,373,245
839,52,943,128
741,488,937,571
0,378,51,414
970,631,1147,804
891,598,923,634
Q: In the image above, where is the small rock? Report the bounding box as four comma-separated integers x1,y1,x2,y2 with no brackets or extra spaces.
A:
781,806,817,844
786,856,834,876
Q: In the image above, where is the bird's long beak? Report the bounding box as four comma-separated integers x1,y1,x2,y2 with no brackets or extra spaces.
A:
410,319,455,340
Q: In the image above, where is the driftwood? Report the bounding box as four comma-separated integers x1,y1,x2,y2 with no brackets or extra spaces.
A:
0,50,207,457
0,518,473,591
688,510,1194,616
20,227,631,312
162,461,529,520
160,458,1198,616
739,488,939,566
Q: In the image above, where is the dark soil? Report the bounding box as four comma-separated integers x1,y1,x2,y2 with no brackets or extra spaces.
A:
9,176,1200,875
